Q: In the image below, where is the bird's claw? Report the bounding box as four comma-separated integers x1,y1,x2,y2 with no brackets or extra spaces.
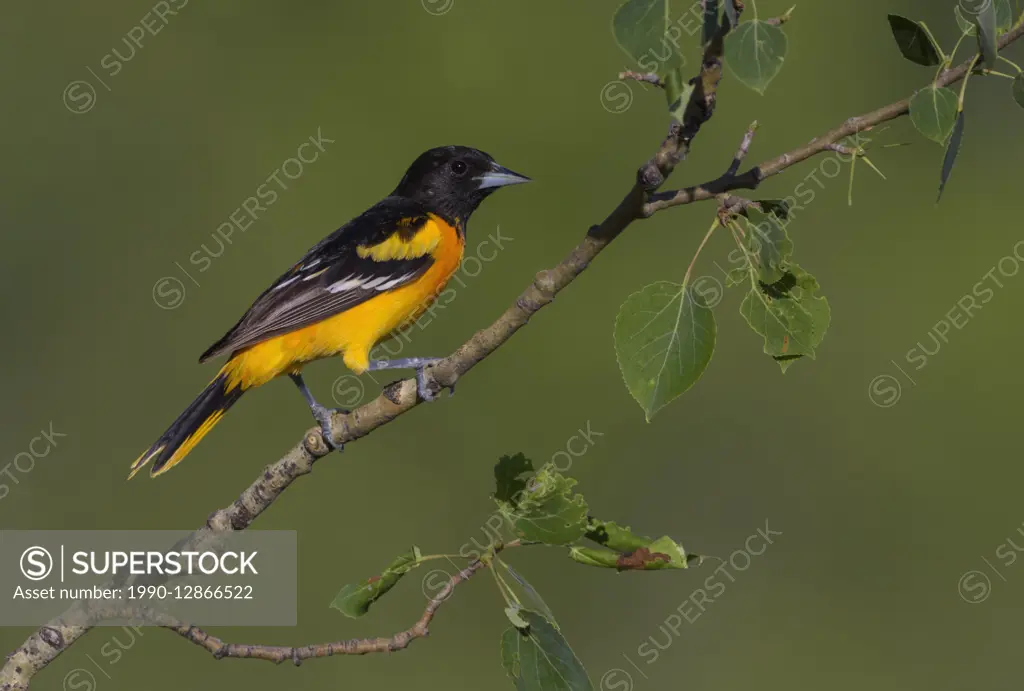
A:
414,362,456,402
415,367,438,402
311,403,346,452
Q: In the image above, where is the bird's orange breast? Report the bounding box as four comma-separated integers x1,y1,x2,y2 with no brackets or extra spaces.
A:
222,214,464,389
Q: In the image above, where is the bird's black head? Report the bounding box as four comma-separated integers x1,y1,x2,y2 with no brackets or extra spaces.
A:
392,145,530,225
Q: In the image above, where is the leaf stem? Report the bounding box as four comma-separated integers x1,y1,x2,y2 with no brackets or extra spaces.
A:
999,55,1023,72
918,22,948,65
958,54,982,109
683,218,721,287
979,69,1017,78
941,31,970,79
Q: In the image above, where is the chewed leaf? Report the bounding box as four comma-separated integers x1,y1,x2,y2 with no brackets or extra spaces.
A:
500,465,588,545
724,20,788,93
744,209,794,285
494,453,535,506
500,611,593,691
740,265,831,371
614,281,716,420
612,0,683,73
570,536,691,571
330,547,422,618
585,519,653,552
910,86,959,145
886,15,941,66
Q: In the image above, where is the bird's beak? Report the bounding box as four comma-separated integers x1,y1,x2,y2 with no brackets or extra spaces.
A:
474,163,531,190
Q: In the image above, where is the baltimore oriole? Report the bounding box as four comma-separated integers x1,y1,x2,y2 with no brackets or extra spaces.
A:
129,146,529,479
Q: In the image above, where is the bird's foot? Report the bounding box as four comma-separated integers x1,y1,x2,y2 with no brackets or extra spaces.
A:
311,402,346,452
366,356,453,402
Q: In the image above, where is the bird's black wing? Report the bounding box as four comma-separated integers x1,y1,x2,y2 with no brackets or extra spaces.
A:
199,197,438,362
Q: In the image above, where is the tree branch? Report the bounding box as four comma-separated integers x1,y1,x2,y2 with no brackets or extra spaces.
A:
169,549,501,664
644,21,1024,216
4,15,1023,691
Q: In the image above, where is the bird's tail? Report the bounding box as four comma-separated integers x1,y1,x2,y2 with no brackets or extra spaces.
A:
128,369,245,479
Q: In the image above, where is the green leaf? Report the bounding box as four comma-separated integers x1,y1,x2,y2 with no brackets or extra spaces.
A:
500,465,589,545
630,536,691,570
956,1,1013,35
494,558,558,625
570,536,691,571
664,66,695,122
954,6,978,36
505,604,530,629
585,519,653,552
975,3,999,68
1013,72,1024,108
500,611,593,691
724,20,789,94
755,199,792,220
614,281,716,420
886,15,941,66
740,266,831,371
997,0,1015,32
494,453,535,506
568,547,623,569
745,210,793,285
330,547,422,618
938,110,966,202
612,0,683,73
909,85,959,145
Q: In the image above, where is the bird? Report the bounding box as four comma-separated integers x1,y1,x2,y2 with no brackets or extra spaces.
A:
129,145,529,479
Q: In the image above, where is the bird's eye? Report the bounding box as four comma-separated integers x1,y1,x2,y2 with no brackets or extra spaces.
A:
450,160,468,176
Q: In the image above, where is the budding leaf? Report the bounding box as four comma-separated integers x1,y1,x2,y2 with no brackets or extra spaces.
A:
500,465,588,545
909,85,959,145
612,0,683,73
724,20,789,94
938,110,966,202
330,547,422,618
886,15,941,66
500,610,593,691
615,281,716,420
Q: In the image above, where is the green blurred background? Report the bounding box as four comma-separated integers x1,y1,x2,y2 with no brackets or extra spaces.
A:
3,1,1024,689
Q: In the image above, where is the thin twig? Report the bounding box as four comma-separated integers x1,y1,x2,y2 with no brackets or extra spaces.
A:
643,22,1024,215
170,556,491,663
725,121,759,177
619,70,665,88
